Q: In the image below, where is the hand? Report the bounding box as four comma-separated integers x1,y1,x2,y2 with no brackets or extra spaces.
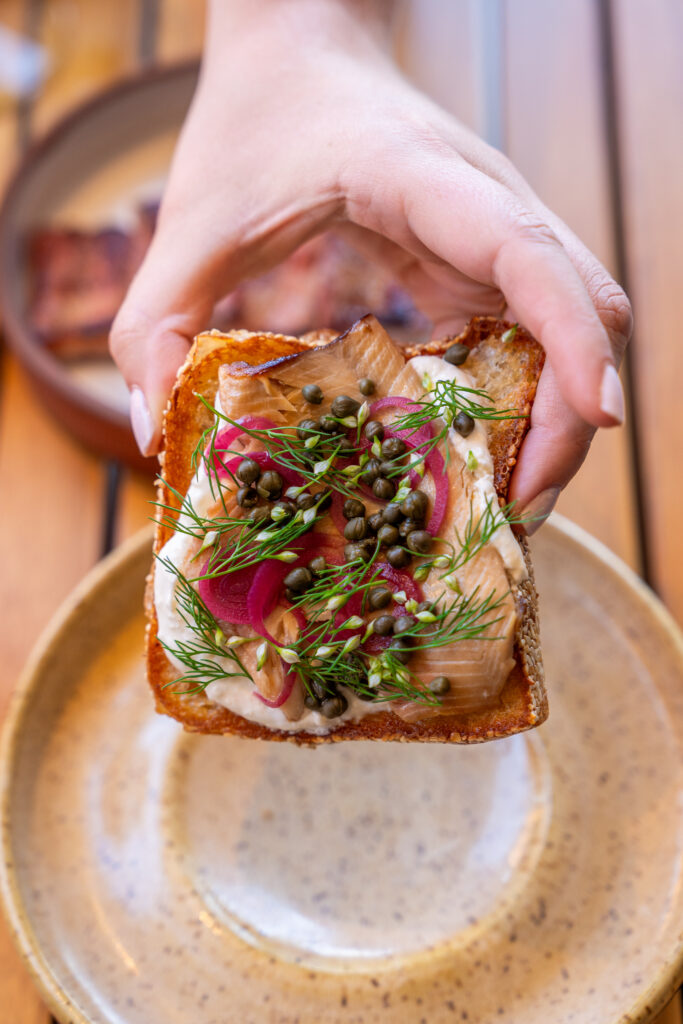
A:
110,0,632,529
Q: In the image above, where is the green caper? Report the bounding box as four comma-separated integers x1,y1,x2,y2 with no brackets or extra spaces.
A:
368,586,392,611
331,395,360,418
398,517,422,539
345,542,372,563
417,600,435,614
387,546,411,568
373,476,396,500
271,499,296,520
296,418,319,440
236,458,260,484
394,615,415,635
379,460,398,478
358,377,375,395
407,530,432,554
320,693,348,719
337,437,356,454
429,675,451,696
400,490,429,520
381,437,407,459
443,342,469,366
357,689,378,701
358,458,382,485
308,556,327,576
373,614,395,635
344,516,367,541
236,485,259,508
454,411,475,437
377,524,399,546
388,640,412,664
302,383,324,404
313,489,332,510
382,503,404,525
319,414,344,434
296,492,316,510
364,420,384,442
256,469,283,500
367,512,384,534
304,690,321,710
310,679,329,702
284,567,313,593
285,587,299,603
343,498,366,520
249,506,270,525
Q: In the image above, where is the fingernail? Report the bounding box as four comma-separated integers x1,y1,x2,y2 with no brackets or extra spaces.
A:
600,364,625,424
521,487,561,537
130,386,157,456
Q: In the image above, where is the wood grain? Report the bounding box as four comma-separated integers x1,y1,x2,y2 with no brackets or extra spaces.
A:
611,0,683,622
503,0,639,570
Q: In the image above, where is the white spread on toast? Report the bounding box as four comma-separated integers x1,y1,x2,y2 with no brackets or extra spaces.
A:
155,352,525,734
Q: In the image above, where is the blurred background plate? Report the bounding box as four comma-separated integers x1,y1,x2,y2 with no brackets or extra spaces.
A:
0,61,198,471
1,516,682,1024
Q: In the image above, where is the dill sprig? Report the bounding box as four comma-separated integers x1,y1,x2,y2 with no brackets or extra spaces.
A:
394,378,526,434
155,554,253,695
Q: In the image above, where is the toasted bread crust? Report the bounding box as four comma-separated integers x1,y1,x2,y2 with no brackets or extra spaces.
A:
148,316,547,744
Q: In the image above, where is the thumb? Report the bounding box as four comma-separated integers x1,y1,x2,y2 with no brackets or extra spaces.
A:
110,216,222,456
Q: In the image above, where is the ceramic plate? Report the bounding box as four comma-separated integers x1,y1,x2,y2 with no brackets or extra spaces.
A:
1,517,682,1024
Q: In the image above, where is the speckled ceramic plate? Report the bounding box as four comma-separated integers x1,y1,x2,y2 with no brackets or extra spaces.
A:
1,517,682,1024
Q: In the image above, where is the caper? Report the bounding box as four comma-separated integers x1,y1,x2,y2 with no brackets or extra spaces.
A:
407,530,432,554
398,517,422,539
343,498,366,520
429,675,451,696
368,586,392,611
381,437,407,459
444,342,470,366
377,524,399,546
358,458,382,485
304,690,321,710
296,418,319,440
256,469,283,500
310,679,329,702
285,587,299,603
373,476,396,500
382,503,404,525
394,615,415,635
345,542,372,563
320,693,348,719
388,640,412,664
357,689,377,702
344,516,367,541
417,600,435,614
358,377,375,395
236,458,261,484
331,395,360,418
313,489,332,510
454,410,475,437
337,437,356,454
379,460,398,478
249,506,270,525
373,614,396,635
319,414,344,434
364,420,384,442
236,485,259,508
387,546,411,568
367,512,384,534
296,492,316,510
271,499,296,520
308,556,327,576
284,567,313,593
302,383,324,404
400,490,429,520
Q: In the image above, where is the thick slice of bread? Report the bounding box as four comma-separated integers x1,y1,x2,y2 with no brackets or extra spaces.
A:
147,316,547,744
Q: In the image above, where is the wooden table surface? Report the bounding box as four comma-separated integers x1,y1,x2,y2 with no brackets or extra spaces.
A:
0,1,680,1021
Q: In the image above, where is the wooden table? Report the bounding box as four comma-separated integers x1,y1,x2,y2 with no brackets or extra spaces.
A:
0,1,680,1021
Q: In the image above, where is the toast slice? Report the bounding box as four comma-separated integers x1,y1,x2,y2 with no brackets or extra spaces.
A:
147,315,547,744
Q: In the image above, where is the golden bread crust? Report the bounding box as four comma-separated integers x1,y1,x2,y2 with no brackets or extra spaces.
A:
148,315,547,744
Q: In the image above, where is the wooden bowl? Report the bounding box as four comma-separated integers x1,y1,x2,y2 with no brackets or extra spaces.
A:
0,62,198,471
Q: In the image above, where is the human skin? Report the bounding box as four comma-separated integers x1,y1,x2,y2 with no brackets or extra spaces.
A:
110,0,632,531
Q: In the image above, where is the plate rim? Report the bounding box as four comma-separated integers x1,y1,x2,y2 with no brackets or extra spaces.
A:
1,516,681,1024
